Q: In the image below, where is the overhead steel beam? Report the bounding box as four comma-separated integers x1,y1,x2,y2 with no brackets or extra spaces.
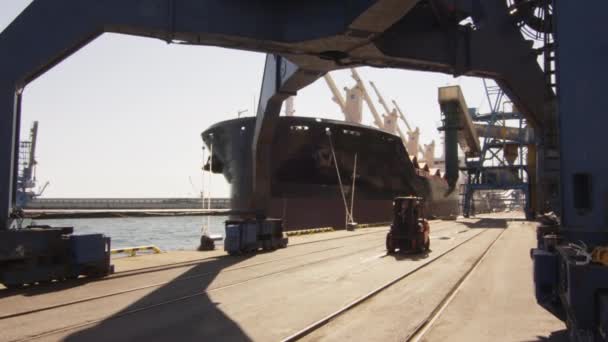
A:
252,55,324,215
374,1,551,130
372,0,555,214
0,0,426,229
0,0,556,228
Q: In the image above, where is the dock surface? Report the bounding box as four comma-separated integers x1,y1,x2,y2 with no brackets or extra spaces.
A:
0,213,565,341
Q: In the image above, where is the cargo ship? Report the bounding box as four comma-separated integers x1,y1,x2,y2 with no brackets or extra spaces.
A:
201,116,460,230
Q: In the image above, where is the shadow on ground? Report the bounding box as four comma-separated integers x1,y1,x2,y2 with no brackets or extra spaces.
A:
60,253,258,341
0,275,109,298
527,329,569,342
385,250,430,261
462,217,517,229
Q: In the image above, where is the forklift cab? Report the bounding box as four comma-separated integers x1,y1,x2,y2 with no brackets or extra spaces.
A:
386,196,430,254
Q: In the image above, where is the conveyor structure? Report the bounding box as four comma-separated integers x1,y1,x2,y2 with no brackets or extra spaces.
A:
0,1,606,339
459,80,534,219
437,86,481,158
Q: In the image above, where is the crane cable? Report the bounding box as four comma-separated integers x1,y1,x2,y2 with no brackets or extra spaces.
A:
326,130,353,225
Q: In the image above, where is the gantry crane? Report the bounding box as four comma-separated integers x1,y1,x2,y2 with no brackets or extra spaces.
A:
16,121,48,208
392,99,430,163
368,80,427,160
324,69,406,144
348,69,392,133
0,3,605,338
323,73,363,124
324,69,431,161
460,80,533,219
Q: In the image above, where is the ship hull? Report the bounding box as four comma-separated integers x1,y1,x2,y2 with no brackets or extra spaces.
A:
202,116,459,230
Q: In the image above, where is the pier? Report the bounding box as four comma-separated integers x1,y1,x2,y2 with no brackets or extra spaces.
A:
0,212,565,341
26,198,230,210
22,198,232,219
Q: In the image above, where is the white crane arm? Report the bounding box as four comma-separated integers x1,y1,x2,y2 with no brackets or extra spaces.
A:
350,68,384,129
323,73,346,111
392,100,413,132
369,81,392,115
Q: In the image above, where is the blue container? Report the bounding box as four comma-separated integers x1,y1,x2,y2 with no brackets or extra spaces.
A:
224,221,242,254
69,234,109,265
241,221,259,252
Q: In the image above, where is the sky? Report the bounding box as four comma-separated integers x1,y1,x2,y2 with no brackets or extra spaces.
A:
1,1,488,199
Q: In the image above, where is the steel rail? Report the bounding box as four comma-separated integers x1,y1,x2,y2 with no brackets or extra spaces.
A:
4,227,392,295
405,227,507,341
13,239,393,342
280,228,497,341
4,223,465,341
2,237,389,323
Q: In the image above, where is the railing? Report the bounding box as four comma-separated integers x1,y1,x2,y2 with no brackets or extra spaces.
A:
26,198,231,210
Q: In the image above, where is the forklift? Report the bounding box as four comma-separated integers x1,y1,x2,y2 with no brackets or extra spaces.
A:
386,196,430,254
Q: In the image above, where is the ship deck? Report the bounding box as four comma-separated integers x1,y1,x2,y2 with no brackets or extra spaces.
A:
0,212,566,341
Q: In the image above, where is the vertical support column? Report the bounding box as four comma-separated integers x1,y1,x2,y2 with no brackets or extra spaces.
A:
251,54,323,217
440,101,460,196
252,55,285,216
555,0,608,241
527,144,537,219
535,111,561,217
12,92,22,211
0,85,19,230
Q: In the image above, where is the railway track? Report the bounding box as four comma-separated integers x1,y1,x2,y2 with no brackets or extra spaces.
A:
12,239,391,342
3,222,458,299
0,228,390,296
406,227,506,342
0,237,387,321
281,227,504,341
110,228,390,279
1,222,472,341
110,220,458,279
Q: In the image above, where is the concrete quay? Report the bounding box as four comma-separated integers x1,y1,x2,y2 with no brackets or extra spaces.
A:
0,213,565,342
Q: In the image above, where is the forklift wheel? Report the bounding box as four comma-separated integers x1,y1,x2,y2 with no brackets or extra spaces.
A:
386,233,396,254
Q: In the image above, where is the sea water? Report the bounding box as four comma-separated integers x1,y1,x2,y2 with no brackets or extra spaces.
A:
33,215,228,251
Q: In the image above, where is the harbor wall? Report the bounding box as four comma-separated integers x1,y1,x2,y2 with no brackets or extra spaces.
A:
26,198,231,210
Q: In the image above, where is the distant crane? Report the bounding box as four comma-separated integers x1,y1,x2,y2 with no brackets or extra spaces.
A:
16,121,49,208
368,80,427,159
348,68,390,132
322,73,363,124
323,69,438,164
367,80,400,136
391,99,431,165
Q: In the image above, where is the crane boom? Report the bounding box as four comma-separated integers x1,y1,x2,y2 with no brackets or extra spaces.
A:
323,73,346,111
350,68,384,129
392,100,413,132
392,99,424,156
369,81,392,116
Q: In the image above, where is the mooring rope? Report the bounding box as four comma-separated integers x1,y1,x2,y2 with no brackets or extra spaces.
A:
326,129,353,224
350,153,357,223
